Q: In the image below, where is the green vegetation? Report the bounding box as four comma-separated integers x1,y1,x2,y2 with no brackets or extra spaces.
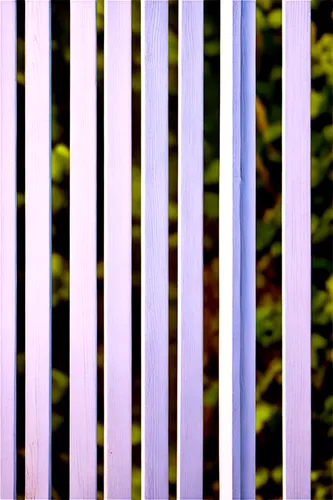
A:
15,0,332,498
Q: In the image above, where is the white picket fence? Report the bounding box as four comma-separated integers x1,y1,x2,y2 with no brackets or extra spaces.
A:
0,0,311,499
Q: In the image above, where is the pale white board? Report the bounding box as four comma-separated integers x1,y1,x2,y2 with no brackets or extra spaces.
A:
104,0,132,498
177,0,204,498
25,0,52,498
282,1,311,498
69,1,97,498
219,0,241,497
219,0,256,498
0,1,17,498
141,0,169,498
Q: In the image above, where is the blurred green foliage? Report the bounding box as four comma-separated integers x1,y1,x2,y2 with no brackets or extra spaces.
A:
15,0,332,499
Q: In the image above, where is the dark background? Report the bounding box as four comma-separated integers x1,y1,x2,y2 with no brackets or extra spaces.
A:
15,0,332,498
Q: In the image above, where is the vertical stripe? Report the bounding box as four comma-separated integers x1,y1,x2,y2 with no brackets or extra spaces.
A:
104,0,132,497
177,0,204,498
0,0,17,497
219,0,242,497
25,0,52,497
282,1,311,498
240,0,256,497
141,0,169,498
69,1,97,498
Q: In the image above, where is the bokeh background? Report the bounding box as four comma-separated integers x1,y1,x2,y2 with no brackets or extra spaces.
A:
15,0,332,498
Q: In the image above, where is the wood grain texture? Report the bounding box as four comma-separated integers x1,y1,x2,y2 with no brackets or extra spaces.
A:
69,1,97,498
0,1,17,498
282,1,311,499
177,1,204,498
25,1,52,498
141,0,169,498
239,0,256,498
104,0,132,498
219,0,241,497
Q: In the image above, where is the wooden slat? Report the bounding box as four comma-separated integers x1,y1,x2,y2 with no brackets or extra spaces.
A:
141,0,169,498
25,0,52,498
219,0,242,497
104,0,132,497
177,0,204,498
69,1,97,498
239,0,256,498
219,1,256,496
0,1,17,498
282,1,311,498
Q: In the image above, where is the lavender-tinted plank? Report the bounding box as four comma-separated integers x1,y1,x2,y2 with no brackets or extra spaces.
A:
240,0,256,498
0,1,17,498
69,1,97,498
25,0,52,498
282,1,311,498
104,0,132,497
219,0,241,497
141,0,169,498
177,0,204,498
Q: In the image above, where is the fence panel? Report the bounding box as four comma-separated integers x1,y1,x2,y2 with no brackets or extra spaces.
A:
69,1,97,498
282,0,311,498
141,0,169,498
177,0,204,498
25,1,52,497
0,1,17,498
0,0,314,498
104,0,132,497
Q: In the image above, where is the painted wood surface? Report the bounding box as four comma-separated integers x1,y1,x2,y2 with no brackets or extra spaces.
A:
141,0,169,498
104,0,132,498
0,1,17,498
219,0,256,498
282,1,311,499
219,0,241,497
25,0,52,498
240,0,256,498
69,1,97,498
177,1,204,498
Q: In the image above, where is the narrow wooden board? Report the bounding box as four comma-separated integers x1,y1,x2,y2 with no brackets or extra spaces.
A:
25,0,52,497
69,1,97,498
177,0,204,498
141,0,169,498
104,0,132,497
282,1,311,498
0,1,17,497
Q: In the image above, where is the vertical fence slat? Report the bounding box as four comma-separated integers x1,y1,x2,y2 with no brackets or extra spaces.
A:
70,1,97,498
141,0,169,498
104,0,132,497
282,1,311,498
0,1,17,498
177,0,203,498
219,0,241,497
25,0,52,498
240,0,256,498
